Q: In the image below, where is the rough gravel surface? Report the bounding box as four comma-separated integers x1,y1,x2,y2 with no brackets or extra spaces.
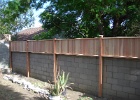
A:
0,72,108,100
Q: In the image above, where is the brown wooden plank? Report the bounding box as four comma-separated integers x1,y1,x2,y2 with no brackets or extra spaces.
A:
53,39,57,83
98,35,103,97
26,41,30,77
9,41,13,71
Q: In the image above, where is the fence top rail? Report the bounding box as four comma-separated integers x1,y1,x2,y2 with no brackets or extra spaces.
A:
11,37,140,43
27,39,53,41
11,41,27,43
103,37,140,39
55,38,100,40
11,38,100,43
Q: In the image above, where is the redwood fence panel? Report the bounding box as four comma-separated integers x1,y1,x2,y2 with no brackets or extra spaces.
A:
55,38,99,56
102,37,140,58
11,41,26,52
28,40,53,53
11,37,140,58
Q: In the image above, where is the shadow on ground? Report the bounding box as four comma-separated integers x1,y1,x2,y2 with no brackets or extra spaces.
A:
0,84,27,100
0,83,47,100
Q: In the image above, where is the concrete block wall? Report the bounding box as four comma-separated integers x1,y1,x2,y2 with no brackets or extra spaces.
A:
12,53,54,82
12,52,140,100
12,52,26,75
30,53,53,81
103,58,140,100
0,41,9,68
57,55,99,95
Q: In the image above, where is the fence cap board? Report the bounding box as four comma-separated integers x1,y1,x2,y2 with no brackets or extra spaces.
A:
103,37,140,39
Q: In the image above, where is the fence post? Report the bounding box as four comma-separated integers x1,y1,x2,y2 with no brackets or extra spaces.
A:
53,38,57,83
9,41,13,71
26,41,30,77
98,35,103,97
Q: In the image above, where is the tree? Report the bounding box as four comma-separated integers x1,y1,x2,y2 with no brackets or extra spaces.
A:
0,0,34,34
2,0,140,38
35,0,140,39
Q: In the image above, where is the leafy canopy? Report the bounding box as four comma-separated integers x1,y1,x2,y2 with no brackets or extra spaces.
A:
33,0,140,39
0,0,34,34
1,0,140,38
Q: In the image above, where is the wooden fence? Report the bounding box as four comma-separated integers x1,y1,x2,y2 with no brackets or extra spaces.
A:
11,37,140,58
9,37,140,97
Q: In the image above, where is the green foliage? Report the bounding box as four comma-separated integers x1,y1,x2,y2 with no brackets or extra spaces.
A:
1,0,140,38
37,0,140,38
49,71,71,96
78,97,93,100
0,0,34,34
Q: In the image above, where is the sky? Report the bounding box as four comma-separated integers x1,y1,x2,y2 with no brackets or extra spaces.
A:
32,9,44,28
31,2,50,28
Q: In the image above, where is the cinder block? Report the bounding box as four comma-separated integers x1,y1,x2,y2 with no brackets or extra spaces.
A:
87,75,97,82
124,60,136,68
75,57,83,63
65,61,72,66
30,69,35,73
118,67,130,74
123,87,135,94
129,94,140,100
37,70,43,75
91,81,98,87
118,79,130,87
30,73,37,78
41,75,47,80
104,59,113,66
112,66,118,72
136,89,140,95
42,67,47,72
67,56,74,62
105,72,113,78
103,83,112,89
80,74,87,80
82,57,90,63
130,81,140,89
112,85,123,91
117,91,128,99
136,61,140,69
73,62,79,67
87,85,98,94
79,84,87,89
125,74,137,81
107,78,118,84
43,72,50,77
82,80,92,86
69,77,75,82
76,67,84,73
130,69,140,75
68,67,76,72
104,89,117,96
71,73,80,78
103,77,107,83
87,64,96,70
48,64,53,68
47,68,53,73
48,55,53,60
113,72,124,79
74,78,83,84
84,69,94,75
107,66,113,72
89,58,97,64
79,63,87,69
113,58,124,66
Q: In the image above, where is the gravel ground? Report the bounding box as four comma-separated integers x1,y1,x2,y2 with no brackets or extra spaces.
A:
0,72,108,100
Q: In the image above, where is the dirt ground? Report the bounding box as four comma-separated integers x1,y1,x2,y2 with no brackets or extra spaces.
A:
0,73,108,100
